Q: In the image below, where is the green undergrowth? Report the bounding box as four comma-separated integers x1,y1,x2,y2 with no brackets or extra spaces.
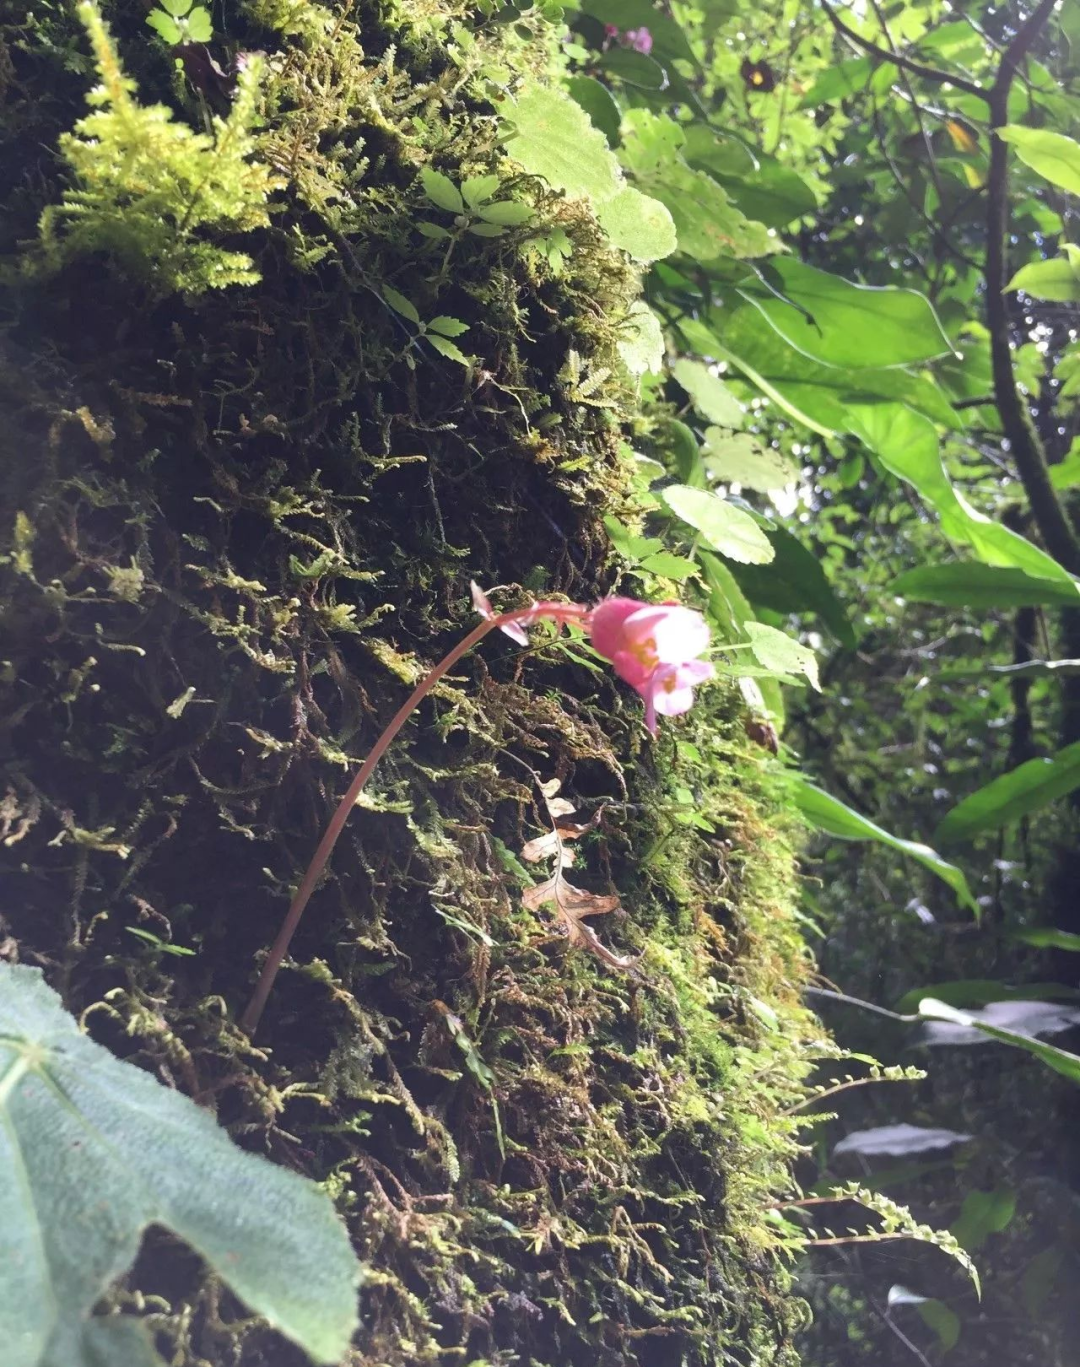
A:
0,2,816,1363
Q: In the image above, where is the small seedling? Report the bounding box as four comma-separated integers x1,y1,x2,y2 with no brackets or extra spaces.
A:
146,0,212,45
382,285,473,365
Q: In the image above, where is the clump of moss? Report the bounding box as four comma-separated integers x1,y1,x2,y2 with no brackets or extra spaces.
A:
0,2,816,1364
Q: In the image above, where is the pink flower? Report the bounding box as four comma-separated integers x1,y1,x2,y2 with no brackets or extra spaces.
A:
588,598,713,734
641,660,714,734
623,26,653,55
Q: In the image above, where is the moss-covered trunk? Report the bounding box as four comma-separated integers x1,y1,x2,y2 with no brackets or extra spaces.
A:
1,3,813,1363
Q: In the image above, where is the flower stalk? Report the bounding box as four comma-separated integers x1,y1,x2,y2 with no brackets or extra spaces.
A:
239,586,711,1034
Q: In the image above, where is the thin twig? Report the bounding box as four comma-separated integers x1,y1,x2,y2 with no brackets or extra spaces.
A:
819,0,986,101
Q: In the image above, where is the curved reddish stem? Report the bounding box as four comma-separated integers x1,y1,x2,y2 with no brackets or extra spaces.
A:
239,606,585,1034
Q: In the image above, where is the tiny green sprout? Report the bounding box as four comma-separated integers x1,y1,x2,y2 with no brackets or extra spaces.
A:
418,167,533,244
146,0,212,46
381,286,473,365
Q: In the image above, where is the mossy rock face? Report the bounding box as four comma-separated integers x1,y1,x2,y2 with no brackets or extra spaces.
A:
0,4,813,1364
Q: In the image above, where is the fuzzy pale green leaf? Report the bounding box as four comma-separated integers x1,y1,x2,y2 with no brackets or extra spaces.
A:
703,431,798,491
0,965,362,1367
672,359,744,428
663,485,775,565
595,185,677,262
501,83,622,203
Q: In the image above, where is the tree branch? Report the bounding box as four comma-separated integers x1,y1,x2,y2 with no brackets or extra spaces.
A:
819,0,986,101
985,0,1080,574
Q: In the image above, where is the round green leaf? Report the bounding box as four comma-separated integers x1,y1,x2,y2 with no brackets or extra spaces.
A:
663,485,775,564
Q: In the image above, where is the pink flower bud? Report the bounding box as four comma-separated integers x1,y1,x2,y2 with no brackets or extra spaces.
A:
623,26,653,54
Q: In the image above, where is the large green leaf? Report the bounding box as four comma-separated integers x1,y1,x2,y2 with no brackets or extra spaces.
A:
672,357,745,427
715,158,817,230
998,125,1080,196
620,111,772,261
738,259,953,370
848,404,1077,584
663,485,775,564
918,998,1080,1084
0,965,361,1367
892,563,1080,608
797,55,879,106
595,184,677,261
1007,248,1080,302
791,777,977,912
681,135,816,228
702,430,798,491
744,621,820,689
728,523,857,647
935,742,1080,844
579,0,698,65
501,83,621,202
680,312,963,437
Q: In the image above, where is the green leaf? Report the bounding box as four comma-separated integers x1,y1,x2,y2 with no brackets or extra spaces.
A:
420,167,464,213
672,358,744,427
565,75,621,147
849,404,1077,585
1007,247,1080,302
729,525,856,647
918,997,1080,1083
797,55,876,107
637,550,697,580
1050,440,1080,489
664,418,706,488
950,1187,1017,1253
895,978,1080,1013
603,515,663,562
663,485,776,564
1012,927,1080,951
739,259,953,370
416,221,451,239
680,312,962,439
461,174,499,207
745,621,820,689
935,741,1080,844
700,154,817,230
0,965,361,1367
382,286,420,324
651,161,772,261
702,430,798,491
502,83,622,203
579,0,698,64
426,333,471,364
616,300,664,376
892,563,1080,608
468,222,505,237
475,199,533,226
599,47,667,89
998,124,1080,196
595,185,677,262
1020,1246,1066,1318
159,0,192,15
887,1288,961,1352
426,316,469,338
145,10,182,42
790,778,977,912
185,5,212,41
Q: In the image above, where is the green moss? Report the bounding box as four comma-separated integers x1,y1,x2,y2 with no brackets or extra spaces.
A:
0,1,817,1363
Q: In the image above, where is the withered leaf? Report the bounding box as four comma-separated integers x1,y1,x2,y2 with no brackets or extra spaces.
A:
519,775,635,971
